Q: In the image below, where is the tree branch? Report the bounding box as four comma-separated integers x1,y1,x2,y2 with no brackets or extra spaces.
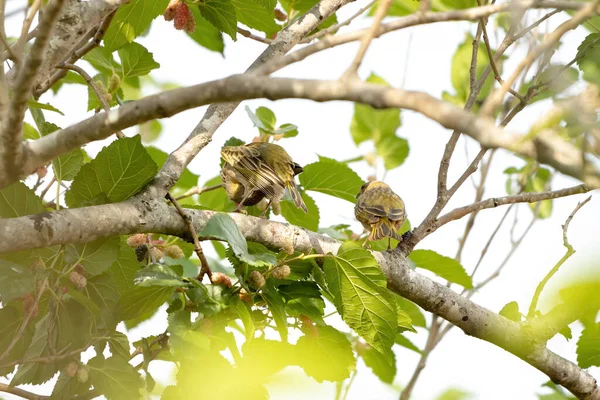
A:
0,383,49,400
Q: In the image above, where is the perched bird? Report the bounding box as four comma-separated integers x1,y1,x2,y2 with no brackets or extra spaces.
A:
221,163,266,208
220,142,307,216
354,180,406,250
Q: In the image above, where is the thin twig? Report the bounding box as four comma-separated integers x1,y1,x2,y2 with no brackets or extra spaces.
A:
481,1,599,116
34,10,116,97
39,176,56,200
15,0,42,58
175,183,223,201
2,27,36,62
166,193,212,281
0,0,8,118
0,279,48,362
238,27,272,44
342,0,391,79
57,63,125,138
306,0,377,41
0,383,49,400
527,196,592,318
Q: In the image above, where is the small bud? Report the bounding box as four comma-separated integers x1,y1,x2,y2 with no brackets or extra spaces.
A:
69,271,87,289
150,247,163,261
271,265,291,280
184,12,196,33
239,288,252,303
274,8,287,22
163,245,184,259
249,270,265,289
74,263,85,276
174,2,190,30
212,272,232,288
30,259,44,271
164,0,180,21
364,152,378,167
36,166,47,179
367,174,377,182
76,366,89,383
135,244,149,262
22,293,39,318
65,361,78,377
60,286,68,295
127,234,148,248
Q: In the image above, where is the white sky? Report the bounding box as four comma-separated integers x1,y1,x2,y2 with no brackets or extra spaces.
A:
3,1,600,399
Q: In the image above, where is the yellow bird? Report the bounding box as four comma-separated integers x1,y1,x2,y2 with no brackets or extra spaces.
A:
220,142,307,216
354,180,406,250
221,163,266,209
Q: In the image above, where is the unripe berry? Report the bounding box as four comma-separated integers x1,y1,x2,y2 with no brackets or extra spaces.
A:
150,247,163,261
364,152,378,167
69,271,87,289
164,0,180,21
163,245,184,259
22,293,38,318
107,74,121,93
77,366,89,383
74,263,85,276
239,288,252,303
271,265,291,280
127,233,148,247
184,13,196,33
274,9,287,22
249,270,265,289
65,361,78,377
36,166,47,179
174,3,190,30
211,272,232,288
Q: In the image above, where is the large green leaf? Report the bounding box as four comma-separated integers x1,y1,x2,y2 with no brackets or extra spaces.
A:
187,7,225,54
0,181,44,217
65,136,158,207
263,286,288,342
231,0,280,34
66,236,120,276
299,160,363,203
199,213,276,267
361,344,396,384
104,0,170,51
83,46,120,76
577,322,600,368
0,305,34,377
198,0,238,40
576,33,600,85
119,286,175,322
118,42,160,80
499,301,522,322
0,260,37,304
523,64,579,103
88,356,143,399
409,250,473,289
323,242,397,361
52,149,85,182
375,134,409,170
134,263,186,287
280,192,319,231
296,326,355,382
85,274,120,332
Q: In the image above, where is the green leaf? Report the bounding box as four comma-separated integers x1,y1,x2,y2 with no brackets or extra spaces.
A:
187,7,225,54
525,167,553,219
66,236,120,276
263,286,288,342
199,0,238,41
107,243,139,295
577,322,600,368
324,242,396,361
120,286,176,323
396,298,415,333
524,64,579,103
104,0,170,51
88,356,143,399
107,331,131,360
139,119,162,143
0,305,33,377
87,73,123,111
375,134,409,170
52,149,84,182
231,0,280,34
279,282,325,323
23,122,40,140
197,175,236,211
65,136,158,207
499,301,522,322
0,260,37,304
199,213,277,267
27,99,64,115
436,388,472,400
0,181,44,218
396,296,426,328
395,333,422,354
11,315,58,386
576,33,600,85
146,147,198,193
296,326,355,382
83,274,120,332
134,263,186,287
119,42,160,80
409,250,473,289
235,298,255,341
300,160,364,203
247,105,276,131
50,371,90,399
361,344,396,384
280,192,319,231
83,46,120,76
559,325,573,341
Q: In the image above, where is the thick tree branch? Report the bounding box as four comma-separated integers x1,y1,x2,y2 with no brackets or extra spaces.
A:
1,0,65,186
4,77,599,190
0,383,49,400
0,198,597,398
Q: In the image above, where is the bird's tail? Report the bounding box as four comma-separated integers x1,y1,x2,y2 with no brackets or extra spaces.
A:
368,218,402,242
287,181,308,213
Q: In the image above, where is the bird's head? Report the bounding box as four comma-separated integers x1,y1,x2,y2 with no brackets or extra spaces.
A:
356,180,391,198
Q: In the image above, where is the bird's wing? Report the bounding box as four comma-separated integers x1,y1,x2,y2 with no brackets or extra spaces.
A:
223,149,285,199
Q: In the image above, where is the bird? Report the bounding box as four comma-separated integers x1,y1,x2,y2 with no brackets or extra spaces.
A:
221,163,266,209
354,180,406,251
220,142,308,217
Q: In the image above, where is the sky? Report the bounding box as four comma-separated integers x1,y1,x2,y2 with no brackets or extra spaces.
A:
3,1,600,399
